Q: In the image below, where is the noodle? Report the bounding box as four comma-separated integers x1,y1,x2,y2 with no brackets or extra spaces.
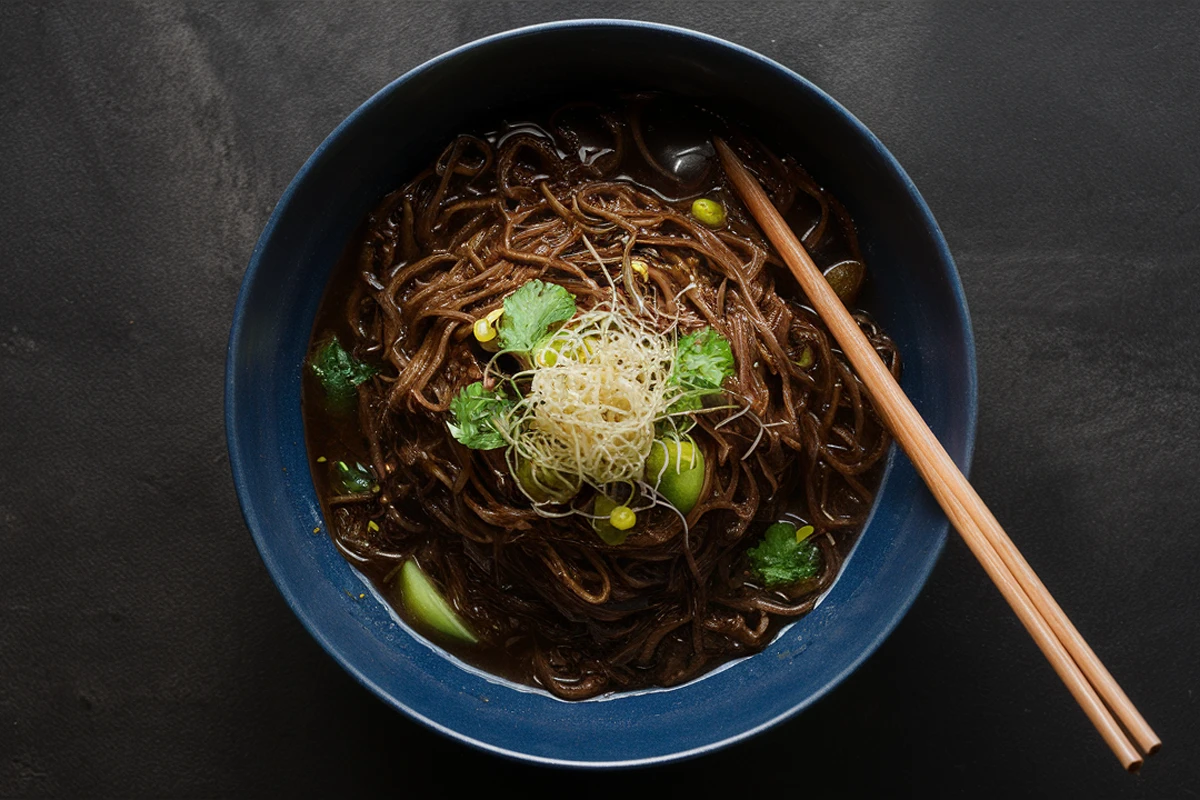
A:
305,96,898,698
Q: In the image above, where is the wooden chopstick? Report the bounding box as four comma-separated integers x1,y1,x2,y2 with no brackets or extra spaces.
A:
714,137,1160,771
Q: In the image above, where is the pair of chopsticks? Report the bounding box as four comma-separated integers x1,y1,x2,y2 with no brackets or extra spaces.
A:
714,139,1160,771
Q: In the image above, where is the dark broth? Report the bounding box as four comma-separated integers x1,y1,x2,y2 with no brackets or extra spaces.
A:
302,94,893,695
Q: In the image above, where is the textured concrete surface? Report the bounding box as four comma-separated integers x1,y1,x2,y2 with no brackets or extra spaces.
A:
1,2,1198,797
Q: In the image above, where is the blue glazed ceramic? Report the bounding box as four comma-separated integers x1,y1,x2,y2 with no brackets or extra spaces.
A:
226,20,976,767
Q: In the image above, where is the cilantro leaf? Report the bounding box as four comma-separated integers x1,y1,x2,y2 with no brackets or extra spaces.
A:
309,336,378,406
663,327,734,424
672,327,734,391
334,460,375,494
498,280,577,354
448,382,513,450
665,392,703,416
747,522,822,587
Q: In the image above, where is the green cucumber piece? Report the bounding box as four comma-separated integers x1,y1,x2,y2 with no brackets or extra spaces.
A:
398,560,478,644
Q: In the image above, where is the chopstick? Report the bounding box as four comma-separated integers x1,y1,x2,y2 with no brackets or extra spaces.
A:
714,138,1160,771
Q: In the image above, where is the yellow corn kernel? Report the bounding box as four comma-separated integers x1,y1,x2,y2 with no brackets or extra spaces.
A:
473,318,496,343
630,259,649,280
473,308,503,345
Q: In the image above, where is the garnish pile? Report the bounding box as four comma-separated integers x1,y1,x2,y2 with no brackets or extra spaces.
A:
447,278,735,542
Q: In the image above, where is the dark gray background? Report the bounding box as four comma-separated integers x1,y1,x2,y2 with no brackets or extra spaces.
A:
2,1,1197,797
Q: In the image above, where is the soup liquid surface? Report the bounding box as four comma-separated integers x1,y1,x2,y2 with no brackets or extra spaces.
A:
302,94,891,695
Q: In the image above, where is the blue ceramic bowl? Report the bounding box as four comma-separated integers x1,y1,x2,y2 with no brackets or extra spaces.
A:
226,20,976,767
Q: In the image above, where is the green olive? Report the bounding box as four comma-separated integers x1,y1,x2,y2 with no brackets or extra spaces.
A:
592,493,632,545
644,438,705,514
822,260,864,305
691,198,726,228
514,457,580,504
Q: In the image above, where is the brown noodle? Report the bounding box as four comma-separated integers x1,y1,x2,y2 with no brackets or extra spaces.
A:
314,99,899,699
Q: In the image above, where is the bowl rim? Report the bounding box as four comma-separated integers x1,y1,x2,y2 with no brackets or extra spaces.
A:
226,17,978,767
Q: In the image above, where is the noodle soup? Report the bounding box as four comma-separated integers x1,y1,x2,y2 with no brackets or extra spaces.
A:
302,94,897,698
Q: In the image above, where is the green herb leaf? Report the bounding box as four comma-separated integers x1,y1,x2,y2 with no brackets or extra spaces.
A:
747,522,822,587
663,327,734,423
448,382,513,450
659,391,703,434
335,461,375,494
672,327,734,391
497,280,577,354
667,392,704,415
309,336,378,406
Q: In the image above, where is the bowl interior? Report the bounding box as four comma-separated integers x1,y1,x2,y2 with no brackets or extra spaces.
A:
226,20,976,767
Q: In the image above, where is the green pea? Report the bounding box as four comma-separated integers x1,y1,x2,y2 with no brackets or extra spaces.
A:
691,198,726,228
515,457,580,504
796,345,814,369
609,505,637,531
644,438,705,514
